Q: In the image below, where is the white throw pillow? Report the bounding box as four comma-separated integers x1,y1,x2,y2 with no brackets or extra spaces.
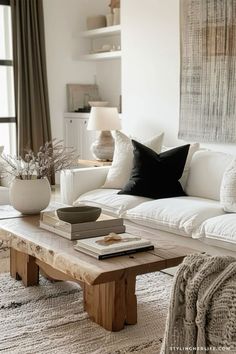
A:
162,143,199,189
220,159,236,212
186,150,233,201
103,131,164,189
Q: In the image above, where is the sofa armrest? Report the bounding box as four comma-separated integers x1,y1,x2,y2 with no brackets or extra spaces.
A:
0,176,10,187
60,166,110,205
0,161,11,187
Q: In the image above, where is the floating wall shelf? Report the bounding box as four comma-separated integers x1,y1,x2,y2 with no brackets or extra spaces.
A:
80,50,121,61
81,25,121,38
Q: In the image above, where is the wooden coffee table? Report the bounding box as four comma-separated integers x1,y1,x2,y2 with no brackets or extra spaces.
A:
0,216,192,331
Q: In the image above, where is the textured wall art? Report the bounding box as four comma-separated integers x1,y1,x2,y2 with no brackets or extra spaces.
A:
179,0,236,143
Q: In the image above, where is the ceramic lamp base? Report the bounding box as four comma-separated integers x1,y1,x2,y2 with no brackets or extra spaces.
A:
91,131,114,161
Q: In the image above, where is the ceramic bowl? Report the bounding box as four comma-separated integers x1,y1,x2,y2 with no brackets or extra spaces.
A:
57,206,101,224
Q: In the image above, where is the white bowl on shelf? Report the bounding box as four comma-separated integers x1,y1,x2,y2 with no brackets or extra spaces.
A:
88,101,108,107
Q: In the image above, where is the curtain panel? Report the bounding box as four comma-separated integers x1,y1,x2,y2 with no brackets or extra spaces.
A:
10,0,53,165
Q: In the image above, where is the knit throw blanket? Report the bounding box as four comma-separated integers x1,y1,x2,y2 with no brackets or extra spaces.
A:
161,254,236,354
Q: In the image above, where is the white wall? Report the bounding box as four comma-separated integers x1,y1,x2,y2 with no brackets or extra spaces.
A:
96,60,121,108
43,0,111,141
121,0,236,154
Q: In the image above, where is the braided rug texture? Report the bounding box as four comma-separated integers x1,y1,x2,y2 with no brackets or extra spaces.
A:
0,247,171,354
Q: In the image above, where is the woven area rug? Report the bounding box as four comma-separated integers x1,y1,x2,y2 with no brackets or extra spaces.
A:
0,248,172,354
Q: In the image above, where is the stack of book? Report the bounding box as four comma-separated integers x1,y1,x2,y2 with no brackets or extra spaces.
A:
40,211,125,240
74,233,154,259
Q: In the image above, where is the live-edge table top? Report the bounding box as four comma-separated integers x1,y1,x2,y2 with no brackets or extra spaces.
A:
0,215,192,286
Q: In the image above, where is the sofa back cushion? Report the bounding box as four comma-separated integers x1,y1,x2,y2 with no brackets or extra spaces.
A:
185,150,233,201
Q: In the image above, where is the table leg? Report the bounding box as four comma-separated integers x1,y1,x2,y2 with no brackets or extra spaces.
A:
10,248,39,287
83,275,137,331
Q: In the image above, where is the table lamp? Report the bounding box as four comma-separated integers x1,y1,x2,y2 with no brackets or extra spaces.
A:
87,107,121,161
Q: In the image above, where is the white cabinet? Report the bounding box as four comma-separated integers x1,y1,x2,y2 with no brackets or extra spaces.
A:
64,113,96,160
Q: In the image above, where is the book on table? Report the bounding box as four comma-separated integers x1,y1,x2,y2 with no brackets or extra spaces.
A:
74,233,154,259
40,210,125,240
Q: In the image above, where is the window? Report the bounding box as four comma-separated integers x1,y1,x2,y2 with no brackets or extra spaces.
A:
0,0,16,154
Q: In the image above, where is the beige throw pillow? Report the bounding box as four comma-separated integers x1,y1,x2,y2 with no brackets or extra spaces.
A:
103,131,164,189
220,159,236,212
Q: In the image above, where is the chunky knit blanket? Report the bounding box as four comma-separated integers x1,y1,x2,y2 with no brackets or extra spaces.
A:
161,254,236,354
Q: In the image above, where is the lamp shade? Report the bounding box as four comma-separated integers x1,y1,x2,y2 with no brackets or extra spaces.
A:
87,107,121,131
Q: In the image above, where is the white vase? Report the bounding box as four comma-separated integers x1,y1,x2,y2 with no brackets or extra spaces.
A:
10,178,51,215
106,13,113,27
113,8,120,25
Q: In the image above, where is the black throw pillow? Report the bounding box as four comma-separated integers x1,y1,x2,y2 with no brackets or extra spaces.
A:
118,140,190,199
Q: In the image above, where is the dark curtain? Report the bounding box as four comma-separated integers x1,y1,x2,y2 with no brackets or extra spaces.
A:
10,0,55,184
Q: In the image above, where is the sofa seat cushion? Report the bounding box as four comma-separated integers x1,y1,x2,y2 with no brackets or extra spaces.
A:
122,197,225,237
74,189,151,216
0,186,10,205
198,214,236,247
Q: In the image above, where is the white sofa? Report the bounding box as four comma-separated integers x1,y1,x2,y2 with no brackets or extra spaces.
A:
60,150,236,257
0,148,10,205
0,186,10,205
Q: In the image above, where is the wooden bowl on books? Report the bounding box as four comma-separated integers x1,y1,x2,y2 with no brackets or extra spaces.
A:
57,206,101,224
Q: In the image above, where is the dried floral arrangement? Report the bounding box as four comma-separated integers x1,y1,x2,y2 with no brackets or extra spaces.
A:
109,0,120,12
1,140,78,180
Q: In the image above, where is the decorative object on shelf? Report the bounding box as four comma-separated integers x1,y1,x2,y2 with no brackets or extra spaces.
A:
113,8,120,25
57,206,102,224
86,15,106,30
92,44,112,53
80,23,121,61
109,0,120,13
92,44,118,54
106,13,113,27
87,107,121,161
179,0,236,143
88,101,108,107
2,140,77,214
67,84,100,112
